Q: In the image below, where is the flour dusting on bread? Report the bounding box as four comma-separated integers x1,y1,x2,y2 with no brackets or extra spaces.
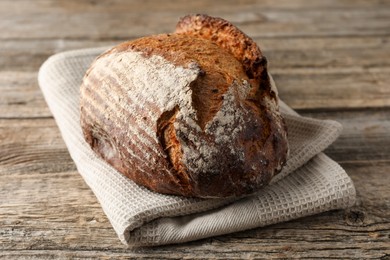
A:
80,14,289,198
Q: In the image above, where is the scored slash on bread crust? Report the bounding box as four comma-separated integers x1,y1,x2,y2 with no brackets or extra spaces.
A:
80,14,289,198
176,14,270,89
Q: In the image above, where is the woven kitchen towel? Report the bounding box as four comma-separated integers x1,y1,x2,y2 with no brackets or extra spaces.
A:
38,48,356,246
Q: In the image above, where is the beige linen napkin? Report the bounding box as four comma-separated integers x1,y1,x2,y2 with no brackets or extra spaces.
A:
38,48,356,246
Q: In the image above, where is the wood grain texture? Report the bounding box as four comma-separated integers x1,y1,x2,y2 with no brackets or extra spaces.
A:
0,119,76,174
0,72,51,118
0,165,388,258
2,36,390,71
302,108,390,164
0,1,389,40
1,0,389,258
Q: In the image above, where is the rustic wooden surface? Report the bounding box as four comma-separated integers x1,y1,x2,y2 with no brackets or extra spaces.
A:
0,0,389,259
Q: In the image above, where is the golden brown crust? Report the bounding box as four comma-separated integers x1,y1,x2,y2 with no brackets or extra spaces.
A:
80,14,289,198
175,14,269,86
108,33,248,129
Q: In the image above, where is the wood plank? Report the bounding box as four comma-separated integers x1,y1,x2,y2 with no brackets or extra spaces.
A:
0,2,389,40
301,108,390,164
0,171,119,250
2,35,390,71
275,67,390,109
0,163,388,258
0,71,52,118
3,0,390,14
0,39,118,72
0,118,76,174
263,36,390,69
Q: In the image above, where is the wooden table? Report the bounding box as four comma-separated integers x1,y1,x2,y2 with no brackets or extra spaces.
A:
1,0,389,258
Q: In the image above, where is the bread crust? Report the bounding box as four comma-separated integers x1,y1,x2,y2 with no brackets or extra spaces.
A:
80,14,288,198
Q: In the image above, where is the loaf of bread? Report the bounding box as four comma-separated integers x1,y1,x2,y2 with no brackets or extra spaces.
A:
80,14,288,198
